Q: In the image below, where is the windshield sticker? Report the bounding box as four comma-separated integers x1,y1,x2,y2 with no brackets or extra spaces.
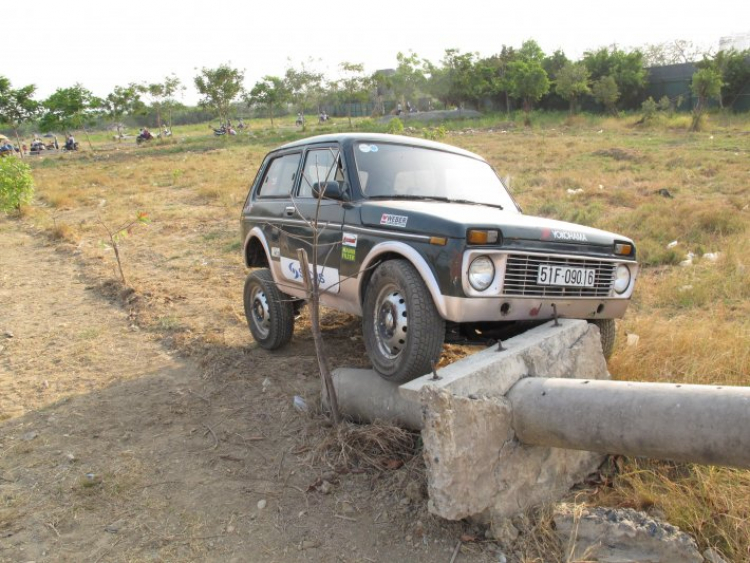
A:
342,233,358,247
380,213,408,228
342,247,356,261
358,144,379,153
541,228,588,242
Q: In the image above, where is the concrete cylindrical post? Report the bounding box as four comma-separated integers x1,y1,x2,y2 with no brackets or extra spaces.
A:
508,378,750,469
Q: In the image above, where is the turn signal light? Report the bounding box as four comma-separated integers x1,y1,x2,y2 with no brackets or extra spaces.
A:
614,243,633,256
467,229,499,245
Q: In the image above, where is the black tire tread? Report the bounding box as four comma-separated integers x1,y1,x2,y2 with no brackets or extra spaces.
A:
243,269,295,350
363,260,445,383
590,318,616,360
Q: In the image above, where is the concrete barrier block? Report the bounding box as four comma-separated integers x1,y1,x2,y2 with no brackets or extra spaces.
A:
420,387,514,520
400,319,608,403
415,319,610,522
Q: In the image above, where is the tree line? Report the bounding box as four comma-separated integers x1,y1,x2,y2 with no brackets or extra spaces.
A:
1,40,749,145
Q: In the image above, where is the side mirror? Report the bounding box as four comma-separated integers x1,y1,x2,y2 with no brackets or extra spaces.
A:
312,180,346,200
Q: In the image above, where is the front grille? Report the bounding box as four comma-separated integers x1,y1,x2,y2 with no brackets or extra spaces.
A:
503,253,615,297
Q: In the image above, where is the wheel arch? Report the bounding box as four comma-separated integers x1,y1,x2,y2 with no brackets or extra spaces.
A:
243,227,271,269
357,242,449,320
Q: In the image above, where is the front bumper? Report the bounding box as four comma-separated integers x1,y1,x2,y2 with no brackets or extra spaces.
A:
441,295,631,323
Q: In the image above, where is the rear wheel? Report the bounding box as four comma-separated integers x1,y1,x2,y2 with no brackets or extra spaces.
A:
363,260,445,383
589,318,616,360
243,269,294,349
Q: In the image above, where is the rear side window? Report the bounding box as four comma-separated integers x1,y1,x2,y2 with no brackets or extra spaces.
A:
257,153,301,198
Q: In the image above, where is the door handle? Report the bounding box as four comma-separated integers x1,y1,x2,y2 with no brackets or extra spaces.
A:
284,206,296,217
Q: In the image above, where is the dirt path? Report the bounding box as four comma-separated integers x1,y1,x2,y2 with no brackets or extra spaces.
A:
0,219,496,562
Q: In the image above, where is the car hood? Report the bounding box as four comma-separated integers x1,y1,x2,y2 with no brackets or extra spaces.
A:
359,200,632,247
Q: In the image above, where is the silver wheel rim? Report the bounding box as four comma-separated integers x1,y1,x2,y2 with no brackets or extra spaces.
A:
373,283,408,360
250,284,270,339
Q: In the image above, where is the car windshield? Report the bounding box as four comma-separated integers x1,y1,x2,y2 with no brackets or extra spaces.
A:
354,142,518,211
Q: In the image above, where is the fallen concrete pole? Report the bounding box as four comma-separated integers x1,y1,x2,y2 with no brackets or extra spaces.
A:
331,319,750,523
508,377,750,469
331,368,423,430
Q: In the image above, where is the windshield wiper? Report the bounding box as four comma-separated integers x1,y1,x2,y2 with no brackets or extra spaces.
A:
367,194,444,201
447,198,504,210
367,194,504,209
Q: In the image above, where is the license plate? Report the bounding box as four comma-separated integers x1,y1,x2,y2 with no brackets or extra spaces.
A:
537,265,596,287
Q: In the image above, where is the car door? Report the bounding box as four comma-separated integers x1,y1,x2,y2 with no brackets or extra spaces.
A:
251,150,304,291
279,145,346,296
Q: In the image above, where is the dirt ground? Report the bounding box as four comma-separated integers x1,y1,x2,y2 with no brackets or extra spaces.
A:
0,218,504,562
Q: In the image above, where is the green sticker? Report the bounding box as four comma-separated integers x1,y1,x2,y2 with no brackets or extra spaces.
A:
341,247,356,261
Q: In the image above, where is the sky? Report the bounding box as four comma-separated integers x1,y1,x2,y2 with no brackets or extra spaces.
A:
4,0,749,105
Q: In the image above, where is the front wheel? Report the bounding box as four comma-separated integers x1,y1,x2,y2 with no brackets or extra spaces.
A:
589,318,616,360
362,260,445,383
243,269,295,349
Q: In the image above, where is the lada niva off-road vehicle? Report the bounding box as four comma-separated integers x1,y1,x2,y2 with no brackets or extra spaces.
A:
241,133,638,382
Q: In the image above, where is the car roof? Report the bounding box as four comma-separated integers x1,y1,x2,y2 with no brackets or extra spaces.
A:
273,132,485,161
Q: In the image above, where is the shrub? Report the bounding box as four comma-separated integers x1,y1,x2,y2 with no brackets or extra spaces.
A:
641,97,658,122
387,117,404,135
422,126,447,140
0,157,34,213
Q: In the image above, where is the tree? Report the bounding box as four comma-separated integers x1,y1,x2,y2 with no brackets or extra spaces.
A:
592,75,620,115
690,68,723,131
583,47,647,110
507,59,550,125
643,39,705,67
0,157,34,213
391,51,427,110
100,84,144,140
517,39,545,63
284,61,323,131
246,76,290,127
141,75,184,132
39,84,99,151
0,77,41,157
194,64,245,127
482,46,517,116
424,49,487,110
698,49,750,110
543,49,570,78
555,62,590,115
370,69,393,116
338,62,371,127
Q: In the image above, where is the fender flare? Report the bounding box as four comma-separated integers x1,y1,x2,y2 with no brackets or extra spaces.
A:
357,241,448,319
243,227,272,268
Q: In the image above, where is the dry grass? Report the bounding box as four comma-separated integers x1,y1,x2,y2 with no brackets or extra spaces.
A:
312,420,421,472
19,114,750,558
596,459,750,562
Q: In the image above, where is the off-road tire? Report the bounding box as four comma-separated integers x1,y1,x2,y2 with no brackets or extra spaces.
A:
243,269,294,349
590,318,616,360
363,260,445,383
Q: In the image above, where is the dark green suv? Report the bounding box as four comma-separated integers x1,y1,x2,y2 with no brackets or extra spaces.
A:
241,133,638,382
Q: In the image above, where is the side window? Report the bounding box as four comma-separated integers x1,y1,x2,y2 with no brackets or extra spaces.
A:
257,153,302,198
299,148,340,198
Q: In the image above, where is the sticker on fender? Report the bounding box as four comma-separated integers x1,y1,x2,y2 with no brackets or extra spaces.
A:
341,247,356,261
380,214,408,228
280,257,340,293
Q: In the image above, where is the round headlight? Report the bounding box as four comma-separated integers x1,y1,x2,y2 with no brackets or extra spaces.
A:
468,256,495,291
613,264,631,294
